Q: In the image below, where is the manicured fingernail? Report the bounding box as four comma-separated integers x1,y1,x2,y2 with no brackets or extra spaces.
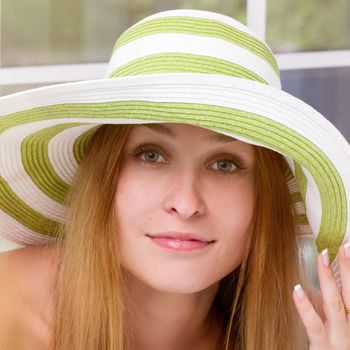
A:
294,284,305,300
344,242,350,258
321,248,329,267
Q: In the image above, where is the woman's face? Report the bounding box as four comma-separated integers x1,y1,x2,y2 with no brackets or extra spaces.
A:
115,123,256,293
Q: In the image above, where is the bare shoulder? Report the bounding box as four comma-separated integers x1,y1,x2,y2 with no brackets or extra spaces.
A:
0,244,58,302
0,244,59,349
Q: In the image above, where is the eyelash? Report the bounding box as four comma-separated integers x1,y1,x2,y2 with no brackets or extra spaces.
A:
131,144,247,173
132,145,169,163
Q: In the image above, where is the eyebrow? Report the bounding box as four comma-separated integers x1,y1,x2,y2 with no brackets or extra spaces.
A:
139,124,237,143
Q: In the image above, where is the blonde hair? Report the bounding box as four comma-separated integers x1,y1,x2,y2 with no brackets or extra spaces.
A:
50,124,308,350
219,147,308,349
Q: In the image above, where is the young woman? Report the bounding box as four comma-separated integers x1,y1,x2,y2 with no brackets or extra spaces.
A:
1,9,350,350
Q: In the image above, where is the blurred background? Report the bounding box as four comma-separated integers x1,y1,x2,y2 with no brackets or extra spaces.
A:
1,0,350,251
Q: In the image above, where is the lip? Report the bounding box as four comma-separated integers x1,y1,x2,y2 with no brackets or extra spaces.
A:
146,232,215,243
146,232,216,252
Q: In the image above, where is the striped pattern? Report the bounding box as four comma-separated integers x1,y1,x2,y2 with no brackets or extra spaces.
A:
109,53,268,85
47,124,97,184
0,74,349,260
106,11,281,88
0,9,349,286
0,210,56,245
286,165,309,227
294,162,308,203
113,16,279,74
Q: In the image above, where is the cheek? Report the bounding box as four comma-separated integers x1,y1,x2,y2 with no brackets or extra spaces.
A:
115,174,147,224
213,175,255,227
115,167,165,226
210,177,255,267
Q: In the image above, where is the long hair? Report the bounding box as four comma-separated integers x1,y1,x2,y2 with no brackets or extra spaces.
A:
51,124,133,350
50,124,308,350
217,147,309,349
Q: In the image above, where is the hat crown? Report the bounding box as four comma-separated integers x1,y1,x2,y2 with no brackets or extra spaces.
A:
105,9,281,89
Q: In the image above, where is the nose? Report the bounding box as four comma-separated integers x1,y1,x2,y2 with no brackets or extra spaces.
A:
162,169,206,219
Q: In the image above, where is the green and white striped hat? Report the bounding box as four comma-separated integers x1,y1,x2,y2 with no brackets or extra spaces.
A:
1,9,349,276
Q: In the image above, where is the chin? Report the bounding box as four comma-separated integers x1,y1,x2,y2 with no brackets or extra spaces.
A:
137,274,220,294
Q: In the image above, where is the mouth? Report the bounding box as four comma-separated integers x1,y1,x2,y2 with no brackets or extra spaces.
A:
146,232,216,252
146,232,215,243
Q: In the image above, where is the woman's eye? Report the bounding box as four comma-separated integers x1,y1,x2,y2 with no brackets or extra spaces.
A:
141,151,165,163
210,160,238,173
133,146,167,163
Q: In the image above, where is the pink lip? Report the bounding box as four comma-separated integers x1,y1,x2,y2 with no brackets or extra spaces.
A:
146,232,215,252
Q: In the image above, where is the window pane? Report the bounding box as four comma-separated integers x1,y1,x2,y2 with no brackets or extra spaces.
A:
281,67,350,141
0,83,57,97
2,0,246,67
266,0,350,52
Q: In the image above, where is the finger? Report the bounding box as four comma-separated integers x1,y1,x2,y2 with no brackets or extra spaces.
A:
317,249,348,336
293,284,329,347
338,241,350,322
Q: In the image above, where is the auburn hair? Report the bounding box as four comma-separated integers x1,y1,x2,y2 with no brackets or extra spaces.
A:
49,124,308,350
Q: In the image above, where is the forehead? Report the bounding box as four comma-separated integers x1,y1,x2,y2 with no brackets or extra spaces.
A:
131,123,239,144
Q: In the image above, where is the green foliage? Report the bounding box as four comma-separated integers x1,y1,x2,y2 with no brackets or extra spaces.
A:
266,0,350,52
2,0,349,68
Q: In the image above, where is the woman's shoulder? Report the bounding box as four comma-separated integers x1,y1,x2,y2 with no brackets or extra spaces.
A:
0,244,57,305
0,244,57,349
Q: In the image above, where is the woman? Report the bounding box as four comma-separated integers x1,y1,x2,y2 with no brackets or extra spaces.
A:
1,9,350,350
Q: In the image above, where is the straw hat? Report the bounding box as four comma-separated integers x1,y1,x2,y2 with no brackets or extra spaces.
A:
1,9,349,281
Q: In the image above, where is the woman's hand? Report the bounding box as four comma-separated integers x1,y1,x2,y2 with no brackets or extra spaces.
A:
293,241,350,349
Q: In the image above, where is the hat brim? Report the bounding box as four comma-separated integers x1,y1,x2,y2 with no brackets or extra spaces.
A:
1,73,349,265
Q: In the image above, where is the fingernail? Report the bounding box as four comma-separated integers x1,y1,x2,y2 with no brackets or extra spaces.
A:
294,284,305,300
344,242,350,258
321,248,329,267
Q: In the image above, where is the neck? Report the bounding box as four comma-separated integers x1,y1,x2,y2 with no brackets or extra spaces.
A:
124,272,224,350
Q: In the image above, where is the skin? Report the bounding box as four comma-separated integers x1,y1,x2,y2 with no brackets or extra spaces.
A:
293,245,350,349
115,123,256,350
0,244,56,349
